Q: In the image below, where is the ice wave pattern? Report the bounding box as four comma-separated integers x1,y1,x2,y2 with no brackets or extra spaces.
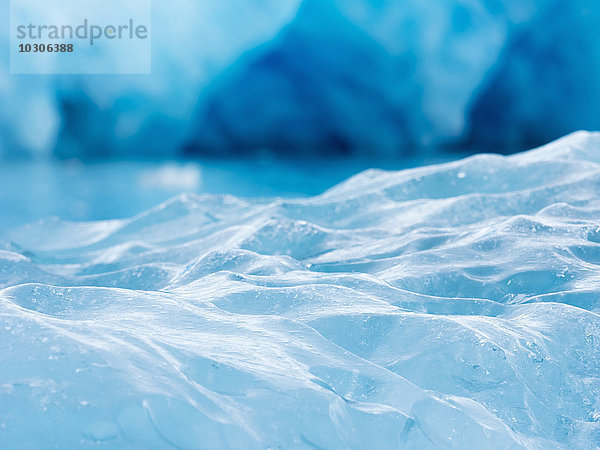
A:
1,132,600,448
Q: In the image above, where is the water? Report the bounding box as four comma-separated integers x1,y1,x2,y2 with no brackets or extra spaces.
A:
1,132,599,448
0,156,448,232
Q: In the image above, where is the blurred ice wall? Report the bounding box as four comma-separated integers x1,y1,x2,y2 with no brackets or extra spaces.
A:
1,0,599,159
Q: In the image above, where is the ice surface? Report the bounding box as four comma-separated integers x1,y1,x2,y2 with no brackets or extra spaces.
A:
1,132,600,447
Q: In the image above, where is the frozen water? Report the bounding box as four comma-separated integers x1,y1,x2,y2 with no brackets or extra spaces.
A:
1,132,600,447
467,0,600,150
188,0,549,155
1,0,301,157
2,0,599,158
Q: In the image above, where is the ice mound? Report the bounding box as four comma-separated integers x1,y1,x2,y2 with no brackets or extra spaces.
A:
1,132,600,447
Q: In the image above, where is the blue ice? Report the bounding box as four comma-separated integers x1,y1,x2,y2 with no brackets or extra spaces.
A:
2,0,600,158
0,132,599,447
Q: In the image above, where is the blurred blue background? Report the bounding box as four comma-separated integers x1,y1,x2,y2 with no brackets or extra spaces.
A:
1,0,599,226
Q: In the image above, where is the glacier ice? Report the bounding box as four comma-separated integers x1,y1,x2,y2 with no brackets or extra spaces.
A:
1,0,301,157
1,132,600,447
466,0,600,150
187,0,548,155
2,0,600,158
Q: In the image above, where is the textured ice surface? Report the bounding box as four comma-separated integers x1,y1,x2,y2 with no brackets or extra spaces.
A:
1,132,600,448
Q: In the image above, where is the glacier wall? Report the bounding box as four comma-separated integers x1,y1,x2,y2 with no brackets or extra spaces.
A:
1,132,599,447
1,0,599,158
